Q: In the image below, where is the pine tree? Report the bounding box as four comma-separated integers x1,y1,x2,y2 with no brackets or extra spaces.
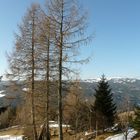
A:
133,106,140,132
94,75,116,130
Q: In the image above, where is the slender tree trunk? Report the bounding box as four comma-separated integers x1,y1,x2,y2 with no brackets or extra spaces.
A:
58,44,63,140
45,18,51,140
89,110,92,132
125,135,127,140
95,112,98,138
125,130,128,140
31,12,38,140
75,113,79,140
58,1,64,140
39,18,51,140
95,120,98,137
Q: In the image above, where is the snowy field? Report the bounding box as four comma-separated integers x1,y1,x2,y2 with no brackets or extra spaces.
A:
0,135,23,140
105,129,137,140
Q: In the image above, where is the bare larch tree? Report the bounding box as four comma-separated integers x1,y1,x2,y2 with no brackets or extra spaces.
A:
47,0,91,139
7,4,43,140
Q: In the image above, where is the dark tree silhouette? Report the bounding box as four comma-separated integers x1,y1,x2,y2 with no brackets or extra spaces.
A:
94,75,116,131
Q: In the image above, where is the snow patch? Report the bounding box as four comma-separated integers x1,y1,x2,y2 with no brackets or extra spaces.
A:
22,88,29,91
81,78,100,83
0,135,23,140
49,124,70,128
0,90,5,98
85,131,95,136
105,129,137,140
40,121,70,128
0,90,4,94
82,78,138,84
111,78,137,84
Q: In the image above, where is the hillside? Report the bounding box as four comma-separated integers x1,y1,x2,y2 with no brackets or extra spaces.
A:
0,78,140,108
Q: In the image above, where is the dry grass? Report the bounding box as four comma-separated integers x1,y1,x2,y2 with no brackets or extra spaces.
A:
0,126,114,140
95,133,113,140
0,126,24,136
51,132,85,140
0,127,77,140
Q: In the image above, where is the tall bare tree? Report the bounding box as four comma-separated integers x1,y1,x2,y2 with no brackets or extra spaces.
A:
38,16,52,140
7,4,43,140
118,97,131,140
64,81,85,133
37,11,59,139
47,0,91,139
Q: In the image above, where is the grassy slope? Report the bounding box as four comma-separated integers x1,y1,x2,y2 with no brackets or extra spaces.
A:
0,126,23,136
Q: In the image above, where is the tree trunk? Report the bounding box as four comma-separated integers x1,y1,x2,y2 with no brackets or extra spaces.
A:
31,11,38,140
58,45,63,140
125,135,127,140
89,110,92,132
95,116,98,138
58,1,64,140
125,131,127,140
45,18,51,140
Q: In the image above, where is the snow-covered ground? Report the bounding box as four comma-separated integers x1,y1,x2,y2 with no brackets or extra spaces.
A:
0,90,5,97
22,88,29,92
49,124,70,128
105,129,137,140
49,121,70,128
0,135,23,140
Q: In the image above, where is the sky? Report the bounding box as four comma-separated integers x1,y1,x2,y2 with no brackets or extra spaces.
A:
0,0,140,79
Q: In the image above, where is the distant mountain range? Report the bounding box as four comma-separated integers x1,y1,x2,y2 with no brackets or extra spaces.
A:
80,78,140,108
0,78,140,108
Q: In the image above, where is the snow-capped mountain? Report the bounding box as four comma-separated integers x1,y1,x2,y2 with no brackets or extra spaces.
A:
80,78,140,107
82,77,138,84
0,77,140,108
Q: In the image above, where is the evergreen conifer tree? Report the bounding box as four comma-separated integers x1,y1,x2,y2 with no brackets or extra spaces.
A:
94,75,116,130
